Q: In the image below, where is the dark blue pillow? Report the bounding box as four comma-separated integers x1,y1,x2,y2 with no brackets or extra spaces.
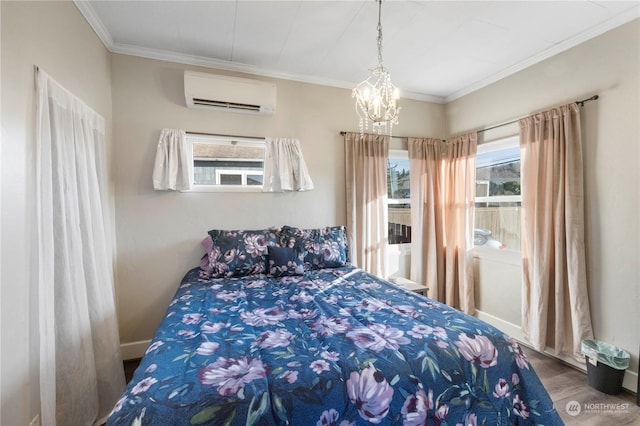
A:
267,246,305,277
205,229,280,278
280,226,349,269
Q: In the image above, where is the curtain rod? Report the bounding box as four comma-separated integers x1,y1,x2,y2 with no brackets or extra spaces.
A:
478,94,599,134
340,95,598,139
338,131,444,141
186,131,265,140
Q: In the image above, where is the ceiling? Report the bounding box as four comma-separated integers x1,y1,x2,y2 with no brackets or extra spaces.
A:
75,1,639,103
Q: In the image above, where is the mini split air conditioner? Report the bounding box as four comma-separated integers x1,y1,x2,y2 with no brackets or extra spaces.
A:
184,71,276,115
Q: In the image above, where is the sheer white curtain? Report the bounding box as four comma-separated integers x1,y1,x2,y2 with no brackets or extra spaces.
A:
520,104,593,359
152,128,190,190
344,132,389,277
263,137,314,192
408,138,445,298
36,68,125,425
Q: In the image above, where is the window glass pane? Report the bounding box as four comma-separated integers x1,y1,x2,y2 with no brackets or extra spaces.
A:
388,204,411,244
247,175,263,186
476,153,520,196
475,139,521,250
387,157,410,199
475,202,520,250
387,152,411,245
220,174,242,185
192,140,264,187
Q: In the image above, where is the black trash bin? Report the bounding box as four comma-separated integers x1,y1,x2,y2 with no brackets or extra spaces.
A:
581,339,630,395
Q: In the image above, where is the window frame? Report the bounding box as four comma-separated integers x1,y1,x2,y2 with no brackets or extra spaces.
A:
387,148,412,245
214,168,264,186
183,134,266,193
387,149,411,205
474,135,521,253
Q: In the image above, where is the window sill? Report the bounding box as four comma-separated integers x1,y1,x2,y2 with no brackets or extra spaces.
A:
181,185,264,193
387,242,411,254
473,246,521,266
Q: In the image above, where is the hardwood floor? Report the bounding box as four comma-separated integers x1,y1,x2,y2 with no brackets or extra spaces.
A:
122,349,639,425
524,347,640,425
123,358,141,383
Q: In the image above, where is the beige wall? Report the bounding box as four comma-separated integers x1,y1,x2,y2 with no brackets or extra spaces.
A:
110,54,445,347
2,3,637,422
0,1,112,425
449,20,640,390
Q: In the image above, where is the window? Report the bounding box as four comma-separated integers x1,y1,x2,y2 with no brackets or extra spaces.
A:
186,134,265,192
475,136,521,250
388,149,411,244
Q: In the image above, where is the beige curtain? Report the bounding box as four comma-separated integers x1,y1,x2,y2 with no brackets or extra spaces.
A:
408,137,445,299
345,132,389,277
520,103,593,359
443,133,477,314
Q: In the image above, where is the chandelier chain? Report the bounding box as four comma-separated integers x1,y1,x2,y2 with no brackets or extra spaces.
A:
376,0,383,67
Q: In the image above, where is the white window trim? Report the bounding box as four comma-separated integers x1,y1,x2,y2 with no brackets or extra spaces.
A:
214,169,264,186
387,148,412,245
473,245,522,265
183,134,266,193
477,135,519,154
388,198,411,205
474,135,522,253
475,195,521,203
388,150,409,205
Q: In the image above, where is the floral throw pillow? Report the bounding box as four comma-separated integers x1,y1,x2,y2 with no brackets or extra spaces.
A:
267,246,305,277
204,229,280,278
280,225,349,270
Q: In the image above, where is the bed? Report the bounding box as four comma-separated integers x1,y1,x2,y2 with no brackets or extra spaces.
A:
107,226,563,425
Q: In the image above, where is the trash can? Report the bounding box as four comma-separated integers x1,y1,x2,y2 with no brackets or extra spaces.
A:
580,339,630,395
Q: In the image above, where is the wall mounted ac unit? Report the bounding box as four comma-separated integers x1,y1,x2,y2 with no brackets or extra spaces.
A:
184,71,276,115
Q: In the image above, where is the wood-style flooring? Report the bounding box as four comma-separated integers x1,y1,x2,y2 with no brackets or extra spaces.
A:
122,349,639,425
524,347,639,425
123,358,140,383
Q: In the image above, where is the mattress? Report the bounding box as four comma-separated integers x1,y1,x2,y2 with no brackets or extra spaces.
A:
107,265,563,425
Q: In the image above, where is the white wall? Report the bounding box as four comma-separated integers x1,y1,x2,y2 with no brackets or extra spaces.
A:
110,54,446,350
0,2,113,425
447,19,640,391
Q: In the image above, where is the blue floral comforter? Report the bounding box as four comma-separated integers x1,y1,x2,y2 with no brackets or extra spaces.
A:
107,266,563,425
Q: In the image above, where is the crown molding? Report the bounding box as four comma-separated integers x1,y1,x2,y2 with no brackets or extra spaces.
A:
110,42,446,103
73,0,445,103
74,0,114,48
75,0,637,106
445,7,640,103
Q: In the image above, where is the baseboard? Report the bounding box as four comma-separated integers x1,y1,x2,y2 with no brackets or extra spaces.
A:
475,310,525,341
120,340,151,360
475,309,638,394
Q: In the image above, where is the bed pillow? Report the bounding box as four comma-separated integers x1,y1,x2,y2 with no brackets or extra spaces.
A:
204,228,280,278
280,225,349,269
199,235,215,274
267,246,305,277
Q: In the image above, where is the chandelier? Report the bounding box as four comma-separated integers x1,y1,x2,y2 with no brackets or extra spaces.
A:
352,0,400,135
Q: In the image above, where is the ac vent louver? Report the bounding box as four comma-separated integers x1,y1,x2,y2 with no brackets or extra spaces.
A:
192,98,261,112
184,71,276,115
